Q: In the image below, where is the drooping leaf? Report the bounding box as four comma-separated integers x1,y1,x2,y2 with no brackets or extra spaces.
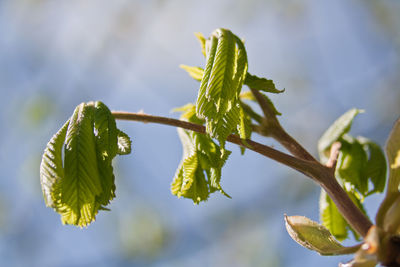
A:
244,73,284,94
318,108,364,158
60,103,103,227
171,125,231,204
179,65,204,82
93,101,118,206
40,101,131,227
357,137,387,195
284,215,360,256
40,120,69,208
320,189,348,241
116,130,132,155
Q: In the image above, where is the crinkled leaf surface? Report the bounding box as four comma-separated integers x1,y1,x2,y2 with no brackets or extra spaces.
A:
171,106,231,204
285,215,359,256
40,120,69,208
40,101,131,227
195,28,248,149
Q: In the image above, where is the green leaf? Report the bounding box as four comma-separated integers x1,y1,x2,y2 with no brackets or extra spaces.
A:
238,104,252,154
179,65,204,82
93,101,118,206
116,130,132,155
40,120,69,208
60,103,103,227
385,117,400,194
284,215,360,256
171,127,231,204
320,188,369,241
357,137,387,195
194,32,206,57
172,103,204,125
195,28,248,150
40,101,131,227
318,108,364,159
244,73,284,94
336,137,369,196
320,189,348,241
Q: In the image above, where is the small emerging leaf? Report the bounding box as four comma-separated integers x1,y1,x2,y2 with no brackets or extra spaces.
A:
179,65,204,82
117,130,132,155
195,28,248,150
171,124,231,204
194,32,206,57
244,73,284,94
285,215,360,256
318,108,364,158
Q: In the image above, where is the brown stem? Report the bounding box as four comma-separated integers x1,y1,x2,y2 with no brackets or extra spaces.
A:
112,111,313,176
249,88,316,161
317,168,373,237
112,111,373,237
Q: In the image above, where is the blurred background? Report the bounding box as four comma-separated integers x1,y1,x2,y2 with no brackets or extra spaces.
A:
0,0,399,266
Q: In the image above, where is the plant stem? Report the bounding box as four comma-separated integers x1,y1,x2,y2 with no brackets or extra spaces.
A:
112,111,373,237
112,111,312,176
249,88,316,161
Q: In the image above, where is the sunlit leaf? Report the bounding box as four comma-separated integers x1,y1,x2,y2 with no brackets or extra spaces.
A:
40,101,131,227
40,120,69,208
244,73,284,93
60,103,103,227
117,130,132,155
284,215,360,256
179,65,204,82
171,124,231,204
194,32,206,57
195,28,248,150
318,108,364,158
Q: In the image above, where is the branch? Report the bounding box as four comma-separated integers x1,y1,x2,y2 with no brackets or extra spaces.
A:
249,88,316,161
111,111,373,237
112,111,314,177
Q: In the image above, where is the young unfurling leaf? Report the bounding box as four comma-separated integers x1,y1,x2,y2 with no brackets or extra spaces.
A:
40,101,131,227
171,128,231,204
318,108,364,160
195,28,248,149
171,107,231,204
244,73,284,94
